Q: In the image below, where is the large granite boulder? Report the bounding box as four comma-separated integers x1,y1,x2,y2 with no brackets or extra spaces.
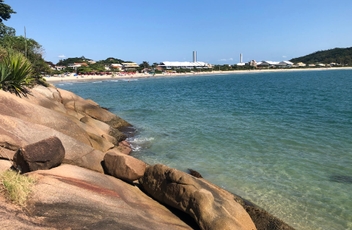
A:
79,115,126,144
0,87,131,154
0,90,93,147
0,159,11,173
104,151,146,182
57,88,131,129
0,114,105,173
0,87,132,169
139,164,256,230
12,136,65,173
22,85,67,114
17,164,195,230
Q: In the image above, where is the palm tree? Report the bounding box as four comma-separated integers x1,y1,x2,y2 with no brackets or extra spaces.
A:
0,48,33,97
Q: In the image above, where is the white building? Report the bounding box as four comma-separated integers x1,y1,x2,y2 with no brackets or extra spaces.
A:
257,61,279,67
159,61,212,69
295,62,306,67
277,61,294,67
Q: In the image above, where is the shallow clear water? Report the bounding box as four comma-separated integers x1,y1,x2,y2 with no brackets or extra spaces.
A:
56,69,352,230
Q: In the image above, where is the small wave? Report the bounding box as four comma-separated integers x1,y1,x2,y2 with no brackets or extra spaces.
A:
120,79,138,82
128,137,155,144
57,83,73,86
92,81,103,83
127,137,154,152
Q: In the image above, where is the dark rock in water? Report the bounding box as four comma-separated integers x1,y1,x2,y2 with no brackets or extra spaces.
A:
330,175,352,184
118,125,137,138
232,195,295,230
188,168,203,178
13,136,65,173
244,205,294,230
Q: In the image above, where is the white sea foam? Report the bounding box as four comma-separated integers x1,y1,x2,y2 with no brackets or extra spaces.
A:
120,78,138,81
127,137,155,152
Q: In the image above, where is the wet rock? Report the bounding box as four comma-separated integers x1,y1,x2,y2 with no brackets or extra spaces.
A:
188,168,203,178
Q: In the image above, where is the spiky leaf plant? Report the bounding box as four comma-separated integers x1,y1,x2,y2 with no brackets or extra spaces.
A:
0,48,33,97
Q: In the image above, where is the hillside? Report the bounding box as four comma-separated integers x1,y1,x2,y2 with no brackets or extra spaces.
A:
290,47,352,65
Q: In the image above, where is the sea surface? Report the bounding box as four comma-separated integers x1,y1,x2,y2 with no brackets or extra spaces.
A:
55,69,352,230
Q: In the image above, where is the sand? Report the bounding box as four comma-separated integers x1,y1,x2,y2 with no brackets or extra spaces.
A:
44,67,352,83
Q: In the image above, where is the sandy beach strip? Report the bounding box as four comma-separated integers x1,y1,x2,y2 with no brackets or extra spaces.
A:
44,67,352,83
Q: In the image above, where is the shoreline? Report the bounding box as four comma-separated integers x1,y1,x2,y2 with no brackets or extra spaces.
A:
44,67,352,83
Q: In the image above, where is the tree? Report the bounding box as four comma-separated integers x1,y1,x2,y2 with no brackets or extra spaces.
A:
0,0,15,22
140,61,150,69
0,35,51,76
0,22,15,38
56,56,90,66
98,57,125,65
0,0,16,38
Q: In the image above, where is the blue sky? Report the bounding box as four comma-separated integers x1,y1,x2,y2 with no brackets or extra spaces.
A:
4,0,352,65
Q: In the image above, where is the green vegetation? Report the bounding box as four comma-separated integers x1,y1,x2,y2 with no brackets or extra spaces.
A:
0,48,34,96
0,0,50,94
0,170,36,207
0,35,52,76
0,0,15,38
56,56,91,66
290,47,352,65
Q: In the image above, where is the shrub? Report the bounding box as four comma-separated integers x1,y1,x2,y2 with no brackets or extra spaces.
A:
0,48,34,96
0,170,36,207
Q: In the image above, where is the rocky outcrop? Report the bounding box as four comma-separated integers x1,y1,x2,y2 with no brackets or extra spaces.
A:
104,151,146,182
0,90,92,147
26,164,194,229
139,164,257,230
0,85,133,173
0,114,105,173
0,164,195,230
57,88,131,129
12,136,65,173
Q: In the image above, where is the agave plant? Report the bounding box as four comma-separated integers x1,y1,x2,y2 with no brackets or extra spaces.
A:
0,49,33,97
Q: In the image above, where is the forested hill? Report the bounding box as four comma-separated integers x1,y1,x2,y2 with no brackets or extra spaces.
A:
290,47,352,65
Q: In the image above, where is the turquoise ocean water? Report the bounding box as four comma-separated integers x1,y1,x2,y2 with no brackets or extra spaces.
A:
55,69,352,230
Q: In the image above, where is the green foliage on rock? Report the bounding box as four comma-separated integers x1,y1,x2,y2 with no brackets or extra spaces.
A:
0,170,36,207
0,47,34,96
290,47,352,65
